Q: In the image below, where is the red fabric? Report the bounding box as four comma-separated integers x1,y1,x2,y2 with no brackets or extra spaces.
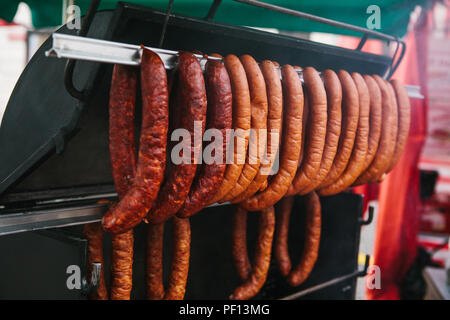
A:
366,8,431,300
0,19,16,26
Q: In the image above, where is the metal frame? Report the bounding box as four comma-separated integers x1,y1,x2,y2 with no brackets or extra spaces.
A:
46,33,423,99
60,0,416,100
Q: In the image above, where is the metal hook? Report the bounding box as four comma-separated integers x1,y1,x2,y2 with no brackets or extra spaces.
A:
81,262,102,295
159,0,175,48
357,254,371,277
205,0,223,21
387,38,406,79
359,205,374,226
64,0,101,101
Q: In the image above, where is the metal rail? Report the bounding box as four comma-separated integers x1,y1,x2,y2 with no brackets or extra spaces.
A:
0,203,105,236
280,254,370,300
234,0,400,42
0,193,231,236
46,33,423,99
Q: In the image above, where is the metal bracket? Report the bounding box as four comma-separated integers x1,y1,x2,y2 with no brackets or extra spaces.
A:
359,205,374,226
64,0,101,101
81,262,102,296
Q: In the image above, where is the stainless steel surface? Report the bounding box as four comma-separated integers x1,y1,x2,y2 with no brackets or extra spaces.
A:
0,203,105,236
46,34,423,99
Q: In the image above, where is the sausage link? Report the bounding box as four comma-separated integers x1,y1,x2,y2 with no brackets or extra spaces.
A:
221,55,268,202
230,206,275,300
274,196,294,276
148,51,207,224
286,67,327,196
107,64,138,300
108,65,138,198
360,75,382,173
146,223,165,300
288,192,321,287
208,55,251,204
384,79,411,173
232,206,252,281
110,230,134,299
318,72,370,196
354,75,398,184
230,60,282,203
164,217,191,300
318,70,359,189
298,70,342,195
177,55,232,217
239,65,303,211
83,223,108,300
103,48,169,233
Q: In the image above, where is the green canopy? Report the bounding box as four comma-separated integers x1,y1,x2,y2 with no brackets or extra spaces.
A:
0,0,426,37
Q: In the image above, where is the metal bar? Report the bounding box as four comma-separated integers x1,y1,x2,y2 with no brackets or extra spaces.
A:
233,0,400,43
0,204,106,236
46,34,423,99
280,270,361,300
233,0,406,76
0,196,231,235
158,0,174,48
205,0,223,21
280,254,370,299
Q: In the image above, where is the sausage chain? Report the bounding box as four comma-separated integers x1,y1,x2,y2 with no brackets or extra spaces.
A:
102,43,412,300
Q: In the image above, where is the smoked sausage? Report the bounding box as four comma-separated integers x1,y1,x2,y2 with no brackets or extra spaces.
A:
177,54,232,217
147,51,207,224
230,60,282,203
318,72,370,196
230,206,275,300
239,65,303,211
208,55,251,204
221,55,268,202
103,47,169,233
297,69,342,195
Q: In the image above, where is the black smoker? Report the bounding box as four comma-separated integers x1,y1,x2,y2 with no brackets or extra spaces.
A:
0,2,394,299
